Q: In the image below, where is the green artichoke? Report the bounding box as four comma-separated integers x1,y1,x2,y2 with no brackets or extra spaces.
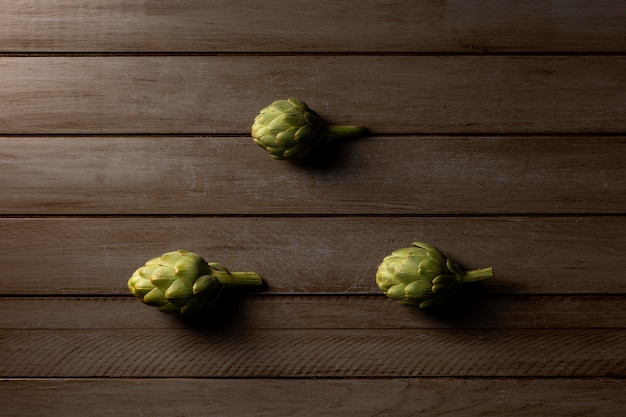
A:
128,250,262,314
251,98,366,160
376,242,493,309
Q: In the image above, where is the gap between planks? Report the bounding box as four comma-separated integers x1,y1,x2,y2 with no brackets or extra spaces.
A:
3,52,626,56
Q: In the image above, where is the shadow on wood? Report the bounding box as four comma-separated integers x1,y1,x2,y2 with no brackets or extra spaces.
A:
291,132,370,171
407,281,515,327
169,283,268,334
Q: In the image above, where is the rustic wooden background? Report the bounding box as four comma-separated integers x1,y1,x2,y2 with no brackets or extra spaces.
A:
1,1,625,415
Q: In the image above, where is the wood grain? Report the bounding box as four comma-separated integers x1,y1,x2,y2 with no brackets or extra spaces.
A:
1,328,624,377
2,136,624,215
1,56,625,134
2,295,625,330
2,1,625,53
2,2,625,414
1,216,624,295
1,378,623,417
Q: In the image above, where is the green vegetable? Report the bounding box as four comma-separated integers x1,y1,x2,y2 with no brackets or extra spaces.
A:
128,250,261,314
376,242,493,309
251,98,366,160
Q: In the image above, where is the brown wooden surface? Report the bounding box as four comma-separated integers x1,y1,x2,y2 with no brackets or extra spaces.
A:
3,296,626,330
1,216,624,294
1,0,625,53
2,328,625,377
1,1,624,416
1,56,625,134
2,379,622,417
2,136,624,215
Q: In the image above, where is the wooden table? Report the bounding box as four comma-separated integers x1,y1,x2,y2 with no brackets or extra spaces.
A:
1,1,625,415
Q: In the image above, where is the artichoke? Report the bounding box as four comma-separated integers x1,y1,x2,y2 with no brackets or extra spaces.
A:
376,242,493,309
251,98,366,160
128,250,262,314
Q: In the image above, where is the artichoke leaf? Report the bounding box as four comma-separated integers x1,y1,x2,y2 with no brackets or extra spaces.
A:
158,302,181,313
164,278,193,302
404,279,432,299
143,288,168,306
385,284,406,300
192,275,220,296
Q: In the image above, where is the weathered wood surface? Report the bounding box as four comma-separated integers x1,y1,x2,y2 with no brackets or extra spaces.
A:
2,0,625,53
2,378,622,417
2,328,624,377
2,136,624,215
1,56,625,134
2,296,626,330
1,1,625,415
1,216,624,294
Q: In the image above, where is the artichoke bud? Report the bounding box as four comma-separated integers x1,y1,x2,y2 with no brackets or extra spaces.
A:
128,250,262,314
376,242,493,309
251,98,366,160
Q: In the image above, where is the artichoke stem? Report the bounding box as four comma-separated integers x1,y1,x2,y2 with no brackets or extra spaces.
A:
213,270,262,287
460,267,493,284
324,125,366,140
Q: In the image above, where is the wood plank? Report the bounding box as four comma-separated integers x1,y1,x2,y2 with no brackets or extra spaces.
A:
1,216,624,295
2,1,625,53
1,56,624,134
1,328,624,377
2,136,624,215
2,295,625,330
1,378,623,417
